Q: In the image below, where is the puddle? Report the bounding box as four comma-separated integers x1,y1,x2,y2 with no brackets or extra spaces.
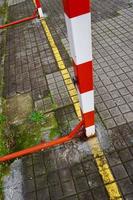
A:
56,140,92,165
96,123,115,152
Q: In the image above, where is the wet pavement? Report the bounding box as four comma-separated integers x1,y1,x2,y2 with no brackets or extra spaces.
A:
1,0,133,199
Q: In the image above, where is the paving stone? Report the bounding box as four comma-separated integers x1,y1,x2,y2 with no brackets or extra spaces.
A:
111,76,120,83
71,164,85,178
95,96,102,104
35,99,44,111
82,160,97,175
23,179,36,194
78,191,93,200
104,118,116,129
106,151,121,167
37,188,50,200
22,156,33,167
99,109,112,120
62,180,76,196
124,112,133,123
45,159,57,173
124,160,133,176
110,90,121,99
23,192,37,200
118,178,133,195
114,115,126,126
129,102,133,110
119,104,131,114
102,93,112,101
92,186,109,200
130,147,133,156
128,86,133,93
55,152,69,169
96,102,107,112
59,168,72,182
114,97,126,106
119,88,130,96
119,73,129,81
109,107,121,117
47,171,60,185
35,174,48,190
62,195,78,200
124,94,133,103
112,164,128,180
96,86,107,94
119,149,133,162
118,124,132,137
115,81,125,89
129,122,133,131
6,93,33,124
105,99,116,108
32,153,44,165
87,172,103,189
109,130,127,150
46,72,72,108
123,134,133,147
49,184,63,200
124,193,133,200
22,165,34,180
74,176,89,193
34,164,46,177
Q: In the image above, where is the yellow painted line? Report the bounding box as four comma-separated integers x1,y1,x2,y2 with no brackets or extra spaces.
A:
32,2,123,199
88,137,122,199
40,19,81,119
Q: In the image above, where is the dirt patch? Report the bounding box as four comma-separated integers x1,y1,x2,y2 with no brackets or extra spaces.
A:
6,93,33,125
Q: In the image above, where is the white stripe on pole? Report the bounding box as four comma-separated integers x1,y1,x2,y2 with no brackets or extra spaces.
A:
38,7,44,18
65,13,92,65
86,125,95,137
77,89,94,113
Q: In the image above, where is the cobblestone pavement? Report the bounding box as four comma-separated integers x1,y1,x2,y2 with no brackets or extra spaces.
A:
2,0,133,199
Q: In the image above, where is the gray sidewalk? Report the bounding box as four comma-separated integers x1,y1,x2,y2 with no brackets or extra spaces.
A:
1,0,133,199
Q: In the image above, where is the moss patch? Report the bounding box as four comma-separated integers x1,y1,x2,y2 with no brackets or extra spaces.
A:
40,112,60,141
0,163,9,200
0,2,8,17
8,112,59,151
0,114,9,156
0,114,10,199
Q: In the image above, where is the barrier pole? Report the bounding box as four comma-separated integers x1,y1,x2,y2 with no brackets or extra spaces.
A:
35,0,44,18
62,0,95,137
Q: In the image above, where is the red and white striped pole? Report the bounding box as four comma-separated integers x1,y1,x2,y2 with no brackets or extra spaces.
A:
35,0,44,18
62,0,95,137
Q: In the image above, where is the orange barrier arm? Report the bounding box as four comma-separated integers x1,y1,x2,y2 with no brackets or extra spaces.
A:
0,8,38,29
0,120,84,163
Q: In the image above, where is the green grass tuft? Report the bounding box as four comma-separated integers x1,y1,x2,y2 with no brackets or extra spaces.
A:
29,111,46,123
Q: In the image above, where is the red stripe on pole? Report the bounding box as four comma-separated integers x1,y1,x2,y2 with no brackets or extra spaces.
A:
63,0,90,18
82,111,94,127
35,0,41,8
73,60,93,94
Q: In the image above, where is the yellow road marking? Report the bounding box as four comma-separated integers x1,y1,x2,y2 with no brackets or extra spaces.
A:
32,2,123,199
89,137,122,199
40,19,81,119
